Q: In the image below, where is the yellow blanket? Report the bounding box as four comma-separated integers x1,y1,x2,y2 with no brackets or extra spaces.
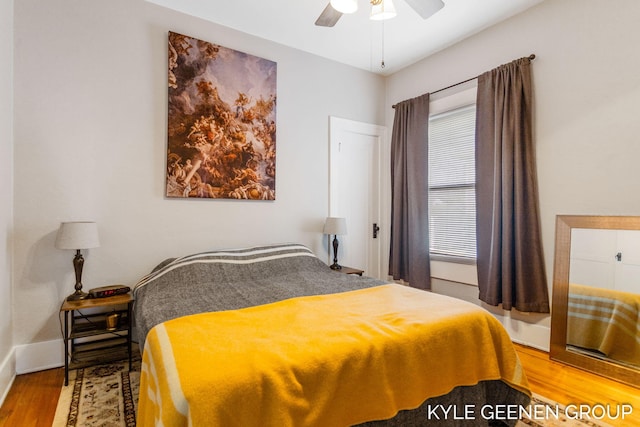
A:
137,284,529,427
568,283,640,366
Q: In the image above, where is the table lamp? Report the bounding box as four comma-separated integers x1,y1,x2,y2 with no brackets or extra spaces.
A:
55,221,100,301
323,217,347,270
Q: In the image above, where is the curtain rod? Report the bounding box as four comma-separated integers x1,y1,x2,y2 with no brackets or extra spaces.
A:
392,54,535,109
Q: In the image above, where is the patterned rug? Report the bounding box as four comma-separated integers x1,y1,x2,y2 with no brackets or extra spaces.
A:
516,394,613,427
53,359,614,427
52,357,140,427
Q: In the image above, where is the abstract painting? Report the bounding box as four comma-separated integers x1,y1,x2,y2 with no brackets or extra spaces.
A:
166,32,277,199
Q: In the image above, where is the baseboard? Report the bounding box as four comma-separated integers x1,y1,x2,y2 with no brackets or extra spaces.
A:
13,326,141,376
0,347,16,408
508,327,550,352
6,322,547,374
492,312,551,352
15,338,64,375
431,279,551,352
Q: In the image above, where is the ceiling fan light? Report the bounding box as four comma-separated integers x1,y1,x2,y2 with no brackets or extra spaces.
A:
331,0,358,14
370,0,397,20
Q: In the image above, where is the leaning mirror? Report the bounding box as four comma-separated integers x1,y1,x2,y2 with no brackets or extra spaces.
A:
550,215,640,387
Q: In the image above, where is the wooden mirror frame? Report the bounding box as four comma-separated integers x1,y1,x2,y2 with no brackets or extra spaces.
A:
550,215,640,387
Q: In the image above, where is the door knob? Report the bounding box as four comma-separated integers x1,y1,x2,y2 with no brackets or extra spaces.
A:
373,223,380,239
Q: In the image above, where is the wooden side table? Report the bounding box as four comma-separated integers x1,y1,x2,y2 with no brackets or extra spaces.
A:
60,293,133,386
335,266,364,276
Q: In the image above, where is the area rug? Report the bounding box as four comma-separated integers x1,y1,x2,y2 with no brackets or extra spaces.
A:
52,357,140,427
54,359,615,427
516,394,614,427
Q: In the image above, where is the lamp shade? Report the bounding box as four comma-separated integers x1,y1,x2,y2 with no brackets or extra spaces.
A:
323,217,347,235
370,0,397,20
55,221,100,250
330,0,358,14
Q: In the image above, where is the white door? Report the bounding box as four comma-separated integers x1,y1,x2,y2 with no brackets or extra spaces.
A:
569,228,617,289
329,116,387,279
615,229,640,293
569,228,640,293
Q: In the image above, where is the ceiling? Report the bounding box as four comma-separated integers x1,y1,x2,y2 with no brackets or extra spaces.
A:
147,0,543,75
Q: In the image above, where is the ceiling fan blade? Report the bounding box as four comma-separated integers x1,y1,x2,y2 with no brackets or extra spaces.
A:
315,3,343,27
404,0,444,19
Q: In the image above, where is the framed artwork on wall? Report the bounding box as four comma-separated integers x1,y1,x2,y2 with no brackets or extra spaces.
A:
166,32,277,200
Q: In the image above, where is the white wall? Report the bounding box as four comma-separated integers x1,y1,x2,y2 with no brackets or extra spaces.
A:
0,0,15,404
10,0,640,375
386,0,640,350
11,0,385,372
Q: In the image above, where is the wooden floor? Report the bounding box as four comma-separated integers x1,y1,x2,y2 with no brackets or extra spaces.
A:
0,344,638,426
516,345,640,426
0,366,64,426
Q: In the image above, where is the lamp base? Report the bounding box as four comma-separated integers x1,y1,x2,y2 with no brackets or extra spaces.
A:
66,289,91,301
330,263,342,270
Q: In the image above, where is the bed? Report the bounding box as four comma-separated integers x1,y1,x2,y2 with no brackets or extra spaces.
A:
567,283,640,367
133,243,530,426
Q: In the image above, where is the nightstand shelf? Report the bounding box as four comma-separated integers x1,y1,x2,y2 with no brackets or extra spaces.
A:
60,293,133,386
70,341,129,369
69,311,130,338
334,266,364,276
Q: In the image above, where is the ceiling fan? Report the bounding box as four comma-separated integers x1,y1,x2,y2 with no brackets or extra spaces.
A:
315,0,445,27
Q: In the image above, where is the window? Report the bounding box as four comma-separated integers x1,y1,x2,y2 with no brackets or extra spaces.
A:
428,104,476,261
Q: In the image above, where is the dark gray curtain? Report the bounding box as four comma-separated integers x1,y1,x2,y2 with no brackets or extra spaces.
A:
475,57,550,313
388,94,431,290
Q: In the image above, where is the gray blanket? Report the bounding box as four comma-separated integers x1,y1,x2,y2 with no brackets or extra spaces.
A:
133,243,386,349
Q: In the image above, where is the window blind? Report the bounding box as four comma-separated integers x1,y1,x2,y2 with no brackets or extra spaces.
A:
428,104,477,260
